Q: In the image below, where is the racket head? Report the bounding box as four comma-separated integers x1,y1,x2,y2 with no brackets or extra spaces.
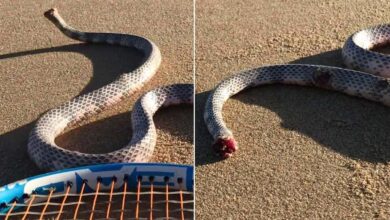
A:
0,163,193,219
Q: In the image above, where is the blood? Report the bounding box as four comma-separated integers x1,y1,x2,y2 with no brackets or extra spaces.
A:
212,138,237,159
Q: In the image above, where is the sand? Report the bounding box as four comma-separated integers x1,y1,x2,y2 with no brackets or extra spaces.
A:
2,0,390,219
0,1,193,186
196,0,390,219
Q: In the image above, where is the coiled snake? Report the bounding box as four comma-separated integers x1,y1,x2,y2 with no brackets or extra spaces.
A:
205,25,390,158
28,9,193,171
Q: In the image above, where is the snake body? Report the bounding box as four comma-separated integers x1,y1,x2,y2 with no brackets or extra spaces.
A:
205,24,390,158
28,9,193,171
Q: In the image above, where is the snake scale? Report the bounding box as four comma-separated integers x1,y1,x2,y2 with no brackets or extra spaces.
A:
205,24,390,158
28,9,193,171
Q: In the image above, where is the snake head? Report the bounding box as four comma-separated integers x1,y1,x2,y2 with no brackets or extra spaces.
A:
213,138,237,159
44,8,58,22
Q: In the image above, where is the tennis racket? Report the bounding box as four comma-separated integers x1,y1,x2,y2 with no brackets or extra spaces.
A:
0,163,193,220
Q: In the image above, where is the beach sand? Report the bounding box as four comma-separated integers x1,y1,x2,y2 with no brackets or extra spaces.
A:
0,1,193,185
196,0,390,219
2,0,390,219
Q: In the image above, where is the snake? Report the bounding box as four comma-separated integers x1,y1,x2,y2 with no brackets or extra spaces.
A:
204,24,390,158
27,8,193,171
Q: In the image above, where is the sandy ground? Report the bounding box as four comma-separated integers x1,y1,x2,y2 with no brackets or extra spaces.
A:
196,0,390,219
0,0,193,186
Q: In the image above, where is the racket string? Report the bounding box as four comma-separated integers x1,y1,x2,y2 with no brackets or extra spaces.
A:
165,177,169,220
39,188,54,220
178,178,185,220
135,176,142,219
4,200,16,220
0,175,193,219
73,179,87,219
89,177,102,220
120,175,128,220
22,193,36,220
56,182,71,220
149,176,154,220
105,177,116,219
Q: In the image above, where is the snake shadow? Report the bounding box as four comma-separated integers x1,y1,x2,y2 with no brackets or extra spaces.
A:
196,49,390,166
56,106,193,154
0,43,142,185
0,43,192,185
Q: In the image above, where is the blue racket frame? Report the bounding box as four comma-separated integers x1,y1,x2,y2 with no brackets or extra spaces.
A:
0,163,193,213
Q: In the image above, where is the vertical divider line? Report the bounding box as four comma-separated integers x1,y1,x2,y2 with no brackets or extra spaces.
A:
193,0,196,217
